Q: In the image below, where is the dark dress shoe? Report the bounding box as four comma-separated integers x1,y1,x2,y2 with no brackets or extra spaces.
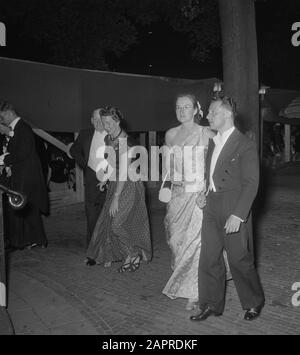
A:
85,257,96,266
244,304,263,321
190,305,222,321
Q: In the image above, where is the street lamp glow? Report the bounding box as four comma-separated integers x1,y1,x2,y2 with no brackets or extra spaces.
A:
213,82,222,93
259,85,270,95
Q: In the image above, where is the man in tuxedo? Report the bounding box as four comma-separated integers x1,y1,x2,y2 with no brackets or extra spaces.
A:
70,108,107,246
191,96,265,322
0,101,48,250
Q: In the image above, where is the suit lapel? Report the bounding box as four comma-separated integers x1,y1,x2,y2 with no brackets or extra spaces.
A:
214,128,240,175
205,138,215,185
7,118,22,149
85,129,94,158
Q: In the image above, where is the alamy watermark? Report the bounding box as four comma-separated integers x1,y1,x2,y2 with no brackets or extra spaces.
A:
0,22,6,46
95,138,206,192
291,22,300,47
291,282,300,307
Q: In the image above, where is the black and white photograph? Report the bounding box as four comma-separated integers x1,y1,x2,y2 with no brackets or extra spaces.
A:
0,0,299,339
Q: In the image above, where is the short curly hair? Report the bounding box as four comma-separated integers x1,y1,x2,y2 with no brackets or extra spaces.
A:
211,95,237,119
0,100,17,113
99,106,124,123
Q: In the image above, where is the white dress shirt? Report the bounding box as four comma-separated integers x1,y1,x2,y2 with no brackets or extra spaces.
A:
87,130,107,172
9,116,21,131
209,126,235,192
209,126,243,222
0,117,20,165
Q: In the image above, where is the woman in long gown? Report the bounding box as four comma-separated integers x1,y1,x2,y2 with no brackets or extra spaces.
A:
162,93,214,310
85,106,152,272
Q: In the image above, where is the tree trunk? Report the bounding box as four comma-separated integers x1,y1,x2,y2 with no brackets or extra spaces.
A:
218,0,259,142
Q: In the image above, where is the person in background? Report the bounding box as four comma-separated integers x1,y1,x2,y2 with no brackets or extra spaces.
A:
0,100,48,250
85,106,152,272
70,109,107,247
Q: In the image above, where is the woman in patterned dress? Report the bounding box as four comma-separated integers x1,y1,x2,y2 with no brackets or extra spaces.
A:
85,106,152,272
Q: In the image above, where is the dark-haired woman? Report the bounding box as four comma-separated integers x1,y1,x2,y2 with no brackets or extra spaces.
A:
85,106,152,272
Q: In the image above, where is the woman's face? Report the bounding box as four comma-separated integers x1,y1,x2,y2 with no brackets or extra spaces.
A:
91,109,104,132
101,115,119,134
175,96,197,123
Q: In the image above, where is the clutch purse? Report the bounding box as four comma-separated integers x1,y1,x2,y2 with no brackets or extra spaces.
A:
158,173,172,203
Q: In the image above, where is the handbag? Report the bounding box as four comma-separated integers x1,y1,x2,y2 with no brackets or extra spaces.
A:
158,172,172,203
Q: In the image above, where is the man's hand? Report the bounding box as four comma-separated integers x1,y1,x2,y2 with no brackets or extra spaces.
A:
224,215,242,234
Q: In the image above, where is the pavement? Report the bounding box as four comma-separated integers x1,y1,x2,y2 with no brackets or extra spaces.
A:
3,164,300,335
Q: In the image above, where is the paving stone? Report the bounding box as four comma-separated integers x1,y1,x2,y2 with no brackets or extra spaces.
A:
4,166,300,334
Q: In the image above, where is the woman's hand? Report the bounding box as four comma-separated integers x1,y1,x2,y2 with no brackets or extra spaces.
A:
170,173,183,186
97,181,107,192
170,179,182,186
196,193,206,209
109,195,119,217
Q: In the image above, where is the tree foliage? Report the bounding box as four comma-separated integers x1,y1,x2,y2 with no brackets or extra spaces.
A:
123,0,220,62
0,0,220,70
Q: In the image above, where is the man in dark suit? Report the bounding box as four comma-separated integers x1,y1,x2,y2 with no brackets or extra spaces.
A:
70,108,107,246
191,96,265,322
0,101,48,250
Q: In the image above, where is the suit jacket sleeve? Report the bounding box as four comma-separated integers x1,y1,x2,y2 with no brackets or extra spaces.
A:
232,140,259,221
69,131,87,170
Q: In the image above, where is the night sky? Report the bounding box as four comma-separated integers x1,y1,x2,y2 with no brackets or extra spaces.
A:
0,0,299,90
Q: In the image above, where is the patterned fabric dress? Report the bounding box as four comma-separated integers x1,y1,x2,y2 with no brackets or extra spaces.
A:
86,134,152,264
162,126,211,300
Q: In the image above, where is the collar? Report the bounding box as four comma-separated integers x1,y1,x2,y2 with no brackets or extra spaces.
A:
94,129,107,136
9,117,21,131
213,126,235,146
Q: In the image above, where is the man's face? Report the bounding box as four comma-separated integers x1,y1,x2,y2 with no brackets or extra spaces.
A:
91,110,104,132
206,101,229,132
0,110,11,126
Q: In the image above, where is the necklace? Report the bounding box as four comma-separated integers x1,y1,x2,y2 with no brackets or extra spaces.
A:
110,128,122,141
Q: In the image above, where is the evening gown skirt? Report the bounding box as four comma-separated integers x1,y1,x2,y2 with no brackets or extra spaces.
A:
162,128,207,301
162,185,203,300
86,180,152,264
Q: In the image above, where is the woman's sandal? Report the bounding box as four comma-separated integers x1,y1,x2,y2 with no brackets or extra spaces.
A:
129,255,141,272
117,262,132,273
117,255,141,273
185,299,198,311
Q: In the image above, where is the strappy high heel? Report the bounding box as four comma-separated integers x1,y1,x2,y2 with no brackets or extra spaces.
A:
129,255,141,272
117,255,141,273
185,299,198,311
104,261,112,268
